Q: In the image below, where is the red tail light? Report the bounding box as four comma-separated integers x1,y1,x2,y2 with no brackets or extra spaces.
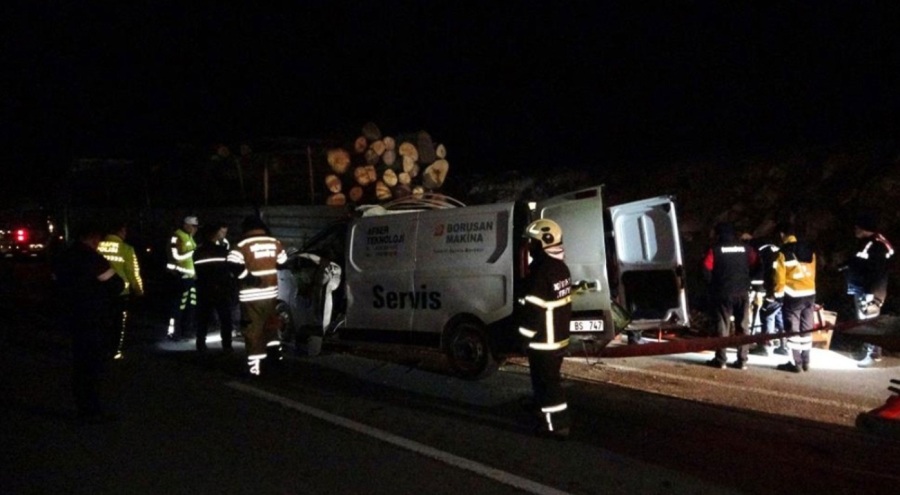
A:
15,229,28,243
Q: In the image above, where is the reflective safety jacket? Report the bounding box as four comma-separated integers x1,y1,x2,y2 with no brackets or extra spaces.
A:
518,252,573,351
98,234,144,296
167,228,197,279
773,235,816,299
226,229,287,303
845,232,894,303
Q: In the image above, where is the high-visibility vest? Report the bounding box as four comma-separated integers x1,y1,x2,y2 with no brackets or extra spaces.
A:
98,234,144,296
167,228,197,279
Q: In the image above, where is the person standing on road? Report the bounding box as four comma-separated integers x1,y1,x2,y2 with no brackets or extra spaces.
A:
53,223,124,423
747,233,786,357
227,215,287,376
518,219,573,439
194,223,235,353
773,222,817,373
97,221,144,360
841,212,894,368
166,215,199,341
702,222,758,370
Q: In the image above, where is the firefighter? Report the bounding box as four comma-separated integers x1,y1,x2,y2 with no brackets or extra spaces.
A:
97,221,144,360
227,215,287,376
841,212,894,367
773,222,817,373
166,215,199,340
518,218,573,439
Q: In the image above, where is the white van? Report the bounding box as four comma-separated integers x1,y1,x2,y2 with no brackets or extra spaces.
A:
277,185,689,379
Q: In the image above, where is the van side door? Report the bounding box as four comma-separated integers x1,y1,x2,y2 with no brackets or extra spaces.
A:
536,186,616,341
608,196,690,330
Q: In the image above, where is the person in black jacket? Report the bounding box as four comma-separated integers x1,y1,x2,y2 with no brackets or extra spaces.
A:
842,213,894,367
518,219,573,439
701,222,759,370
193,223,236,353
53,223,124,423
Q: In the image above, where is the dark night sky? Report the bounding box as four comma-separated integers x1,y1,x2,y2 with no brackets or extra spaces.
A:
3,2,900,201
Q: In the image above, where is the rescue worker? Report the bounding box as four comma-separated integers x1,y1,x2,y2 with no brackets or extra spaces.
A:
747,234,785,356
518,218,573,439
773,222,817,373
701,222,758,370
194,223,235,353
227,215,287,376
841,212,894,367
97,221,144,360
166,215,199,340
53,223,124,423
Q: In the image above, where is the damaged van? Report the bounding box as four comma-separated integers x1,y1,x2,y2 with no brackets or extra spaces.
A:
277,185,689,379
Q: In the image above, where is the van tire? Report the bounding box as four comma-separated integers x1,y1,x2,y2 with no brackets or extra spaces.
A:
444,319,497,380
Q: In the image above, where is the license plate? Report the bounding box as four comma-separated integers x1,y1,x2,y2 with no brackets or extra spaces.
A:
570,320,603,332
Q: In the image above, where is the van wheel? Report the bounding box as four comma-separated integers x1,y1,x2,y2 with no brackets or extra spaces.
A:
445,320,497,380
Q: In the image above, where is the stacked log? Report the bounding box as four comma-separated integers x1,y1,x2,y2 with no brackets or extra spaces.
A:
323,122,450,206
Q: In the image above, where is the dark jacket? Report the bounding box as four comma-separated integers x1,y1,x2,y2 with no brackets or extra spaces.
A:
702,237,758,298
194,240,236,303
518,251,573,351
846,233,894,302
53,241,124,322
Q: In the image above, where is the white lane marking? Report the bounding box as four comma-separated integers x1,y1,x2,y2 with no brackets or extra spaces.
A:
591,363,866,411
226,381,572,495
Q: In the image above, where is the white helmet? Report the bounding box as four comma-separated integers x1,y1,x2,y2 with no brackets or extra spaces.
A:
525,219,563,250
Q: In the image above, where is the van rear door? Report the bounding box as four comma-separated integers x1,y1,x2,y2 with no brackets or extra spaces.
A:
536,186,616,341
608,196,690,331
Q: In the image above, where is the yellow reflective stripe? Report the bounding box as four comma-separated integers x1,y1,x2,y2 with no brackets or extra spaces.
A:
541,402,568,413
529,339,570,351
250,269,278,276
519,327,537,338
195,257,227,265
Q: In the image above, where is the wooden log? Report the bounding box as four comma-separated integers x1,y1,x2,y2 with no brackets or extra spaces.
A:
412,185,425,198
353,136,368,154
348,185,364,203
354,165,373,186
416,130,436,165
326,148,351,174
375,181,392,201
365,164,377,183
393,184,411,198
435,143,447,159
325,174,342,193
364,148,380,165
382,168,398,187
398,142,419,162
382,149,397,167
370,139,386,156
326,192,346,206
402,155,418,176
382,136,396,151
398,171,412,186
422,159,449,189
362,122,382,141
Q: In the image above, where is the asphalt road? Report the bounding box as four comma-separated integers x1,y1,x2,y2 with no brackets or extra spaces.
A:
2,260,900,494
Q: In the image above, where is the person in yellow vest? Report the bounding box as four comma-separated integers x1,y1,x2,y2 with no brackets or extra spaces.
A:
166,215,198,341
227,215,287,376
97,221,144,359
772,222,817,373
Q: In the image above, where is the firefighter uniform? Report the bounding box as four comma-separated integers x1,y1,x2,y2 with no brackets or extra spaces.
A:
227,216,287,376
773,232,817,372
519,219,573,438
166,216,199,339
97,228,144,359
